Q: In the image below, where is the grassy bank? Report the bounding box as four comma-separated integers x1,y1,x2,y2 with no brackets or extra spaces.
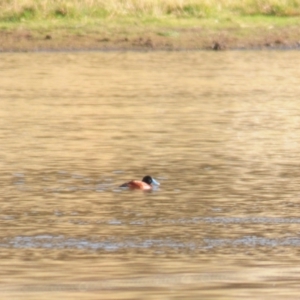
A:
0,0,300,51
1,0,300,21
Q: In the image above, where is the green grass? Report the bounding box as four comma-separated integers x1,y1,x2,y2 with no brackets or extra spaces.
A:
0,0,299,37
1,0,300,22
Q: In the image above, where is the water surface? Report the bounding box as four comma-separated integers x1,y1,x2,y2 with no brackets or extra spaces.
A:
1,51,300,299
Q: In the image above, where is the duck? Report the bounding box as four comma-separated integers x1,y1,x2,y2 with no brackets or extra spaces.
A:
119,175,160,190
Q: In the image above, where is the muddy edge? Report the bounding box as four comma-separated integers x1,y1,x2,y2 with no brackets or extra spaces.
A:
1,26,300,51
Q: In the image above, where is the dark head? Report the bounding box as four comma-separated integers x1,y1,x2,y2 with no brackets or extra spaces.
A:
142,175,160,186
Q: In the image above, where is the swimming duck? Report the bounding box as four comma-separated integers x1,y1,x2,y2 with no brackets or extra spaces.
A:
119,175,160,190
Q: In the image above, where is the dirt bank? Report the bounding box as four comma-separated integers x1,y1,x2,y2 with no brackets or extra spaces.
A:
1,25,300,52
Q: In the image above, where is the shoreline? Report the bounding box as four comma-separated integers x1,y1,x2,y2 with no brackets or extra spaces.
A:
1,24,300,52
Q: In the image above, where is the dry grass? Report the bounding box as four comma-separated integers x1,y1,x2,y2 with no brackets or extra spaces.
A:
0,0,300,51
0,0,300,22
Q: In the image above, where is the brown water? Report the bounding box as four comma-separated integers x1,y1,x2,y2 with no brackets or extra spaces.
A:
1,51,300,299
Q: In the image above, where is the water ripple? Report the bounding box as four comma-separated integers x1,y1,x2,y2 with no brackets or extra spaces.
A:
1,235,300,251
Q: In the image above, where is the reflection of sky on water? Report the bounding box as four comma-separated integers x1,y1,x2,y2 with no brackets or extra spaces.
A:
3,234,300,251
